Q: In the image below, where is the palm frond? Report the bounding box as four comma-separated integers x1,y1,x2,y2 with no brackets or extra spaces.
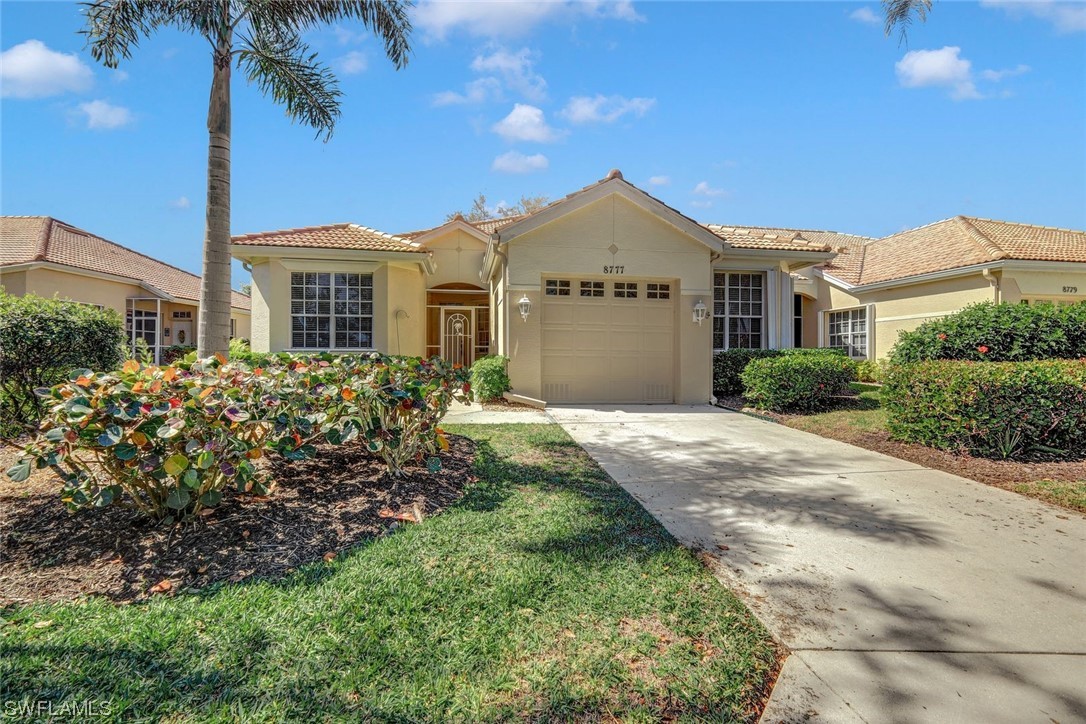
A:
237,28,342,140
882,0,932,40
247,0,413,68
81,0,176,66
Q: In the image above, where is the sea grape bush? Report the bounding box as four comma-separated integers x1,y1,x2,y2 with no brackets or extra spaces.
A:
6,357,278,520
6,353,472,520
741,353,857,412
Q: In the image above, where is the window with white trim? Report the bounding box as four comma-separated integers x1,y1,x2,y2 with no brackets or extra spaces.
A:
126,309,158,346
544,279,570,296
290,272,373,349
580,280,604,297
793,294,804,348
614,281,638,299
713,272,765,350
826,308,867,359
647,283,671,300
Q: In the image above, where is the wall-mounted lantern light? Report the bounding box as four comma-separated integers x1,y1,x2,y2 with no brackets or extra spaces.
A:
693,300,708,326
518,295,532,321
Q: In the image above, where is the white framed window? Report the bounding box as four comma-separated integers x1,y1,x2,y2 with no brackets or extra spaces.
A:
826,307,868,359
126,309,158,346
579,280,604,297
647,283,671,300
230,318,237,338
289,272,373,349
544,279,571,296
614,281,638,299
794,294,804,348
713,272,765,350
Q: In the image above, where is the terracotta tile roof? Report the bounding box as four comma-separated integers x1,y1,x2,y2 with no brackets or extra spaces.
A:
703,225,860,253
1,216,251,310
232,223,426,253
830,216,1086,286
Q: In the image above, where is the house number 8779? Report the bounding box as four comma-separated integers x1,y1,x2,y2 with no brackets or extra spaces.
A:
603,265,625,274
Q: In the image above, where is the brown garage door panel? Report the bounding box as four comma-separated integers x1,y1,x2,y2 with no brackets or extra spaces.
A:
541,278,675,404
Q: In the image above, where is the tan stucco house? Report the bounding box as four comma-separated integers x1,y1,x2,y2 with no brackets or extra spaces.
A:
231,170,1085,405
0,216,251,362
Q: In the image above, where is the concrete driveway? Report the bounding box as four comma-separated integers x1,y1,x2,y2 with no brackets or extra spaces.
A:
548,405,1086,723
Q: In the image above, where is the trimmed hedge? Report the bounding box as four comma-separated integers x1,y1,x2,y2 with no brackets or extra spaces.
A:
890,301,1086,364
741,353,857,412
713,347,847,395
882,359,1086,460
470,355,511,402
0,292,126,429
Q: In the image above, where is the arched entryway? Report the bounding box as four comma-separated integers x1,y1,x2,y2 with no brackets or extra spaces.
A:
426,282,489,364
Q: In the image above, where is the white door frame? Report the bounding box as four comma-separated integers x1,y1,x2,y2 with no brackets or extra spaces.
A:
440,307,475,367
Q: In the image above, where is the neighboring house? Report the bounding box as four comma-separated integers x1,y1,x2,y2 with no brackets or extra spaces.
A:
231,170,1085,405
0,216,251,362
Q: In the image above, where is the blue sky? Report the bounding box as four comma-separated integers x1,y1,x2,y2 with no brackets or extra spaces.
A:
2,0,1084,288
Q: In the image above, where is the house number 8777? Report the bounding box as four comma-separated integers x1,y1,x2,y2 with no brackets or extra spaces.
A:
603,265,625,274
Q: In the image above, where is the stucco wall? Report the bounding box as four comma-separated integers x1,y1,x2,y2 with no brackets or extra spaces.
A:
0,269,27,296
23,266,146,309
502,195,715,404
248,257,426,355
423,229,487,289
1001,269,1086,303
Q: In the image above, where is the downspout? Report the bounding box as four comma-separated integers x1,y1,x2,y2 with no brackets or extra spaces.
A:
981,268,1000,303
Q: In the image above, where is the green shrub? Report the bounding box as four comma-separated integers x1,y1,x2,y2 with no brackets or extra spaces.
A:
882,359,1086,460
741,354,857,412
713,347,846,395
855,359,884,383
0,292,126,430
229,337,250,358
890,301,1086,364
5,353,472,519
470,355,511,401
160,344,196,364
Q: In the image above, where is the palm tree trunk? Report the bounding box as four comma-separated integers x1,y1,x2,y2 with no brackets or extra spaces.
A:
197,37,233,358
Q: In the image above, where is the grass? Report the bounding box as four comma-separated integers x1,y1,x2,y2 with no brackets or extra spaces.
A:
1012,479,1086,512
0,424,776,722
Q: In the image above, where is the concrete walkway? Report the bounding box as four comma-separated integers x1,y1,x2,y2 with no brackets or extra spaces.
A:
442,400,551,424
549,405,1086,723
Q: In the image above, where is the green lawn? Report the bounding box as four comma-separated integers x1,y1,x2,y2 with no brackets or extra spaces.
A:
0,424,776,722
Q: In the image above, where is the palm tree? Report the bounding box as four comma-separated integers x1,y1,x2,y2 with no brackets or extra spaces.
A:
882,0,933,38
82,1,412,358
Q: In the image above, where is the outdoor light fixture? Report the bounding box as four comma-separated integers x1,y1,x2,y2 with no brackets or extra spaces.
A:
693,300,708,325
518,295,532,321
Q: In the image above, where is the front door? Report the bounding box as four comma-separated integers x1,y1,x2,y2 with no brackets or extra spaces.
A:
440,307,475,367
173,321,192,347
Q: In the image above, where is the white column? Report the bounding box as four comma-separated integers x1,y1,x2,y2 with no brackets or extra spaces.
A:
766,271,778,349
155,298,162,364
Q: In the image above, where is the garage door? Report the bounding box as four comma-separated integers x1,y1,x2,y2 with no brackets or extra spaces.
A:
541,277,675,403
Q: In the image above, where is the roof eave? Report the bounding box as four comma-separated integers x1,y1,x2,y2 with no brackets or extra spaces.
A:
230,243,436,274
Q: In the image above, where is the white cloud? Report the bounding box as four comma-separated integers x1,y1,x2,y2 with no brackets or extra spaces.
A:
433,77,503,106
979,63,1031,81
335,51,367,75
693,181,727,197
895,46,981,101
112,69,129,83
850,6,880,25
559,94,655,123
162,47,179,60
77,99,133,130
492,151,549,173
169,196,191,210
414,1,642,41
332,24,369,45
492,103,564,142
980,0,1086,33
690,200,714,209
648,175,670,186
0,39,93,98
471,47,547,101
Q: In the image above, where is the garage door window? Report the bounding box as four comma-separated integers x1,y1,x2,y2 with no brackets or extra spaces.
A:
545,279,571,296
713,272,765,351
580,281,604,297
647,283,671,300
614,282,638,299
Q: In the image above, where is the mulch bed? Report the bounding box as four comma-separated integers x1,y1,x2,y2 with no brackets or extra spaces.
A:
715,395,1086,495
0,436,476,606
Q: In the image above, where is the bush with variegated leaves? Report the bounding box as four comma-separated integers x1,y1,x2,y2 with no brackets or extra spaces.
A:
6,353,472,520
